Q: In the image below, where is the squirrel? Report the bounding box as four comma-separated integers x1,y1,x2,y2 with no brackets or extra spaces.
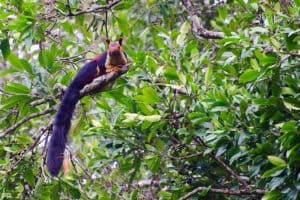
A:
47,38,128,176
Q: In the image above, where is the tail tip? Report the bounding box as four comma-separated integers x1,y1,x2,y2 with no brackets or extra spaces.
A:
47,160,62,176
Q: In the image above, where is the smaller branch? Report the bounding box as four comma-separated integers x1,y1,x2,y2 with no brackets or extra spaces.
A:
105,0,109,39
7,125,51,174
179,186,266,200
41,127,51,179
30,94,61,107
182,0,224,39
57,50,91,61
60,0,122,17
0,108,55,138
193,137,249,189
69,150,93,179
68,149,79,174
27,127,49,152
46,34,60,44
210,0,225,8
45,20,57,33
42,127,51,164
176,151,203,159
132,179,162,188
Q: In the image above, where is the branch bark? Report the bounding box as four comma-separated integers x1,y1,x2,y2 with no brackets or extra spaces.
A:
182,0,224,39
80,64,129,96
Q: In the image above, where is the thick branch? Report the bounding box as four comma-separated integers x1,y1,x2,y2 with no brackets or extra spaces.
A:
179,186,266,200
1,64,129,138
182,0,224,39
80,64,129,96
32,64,130,106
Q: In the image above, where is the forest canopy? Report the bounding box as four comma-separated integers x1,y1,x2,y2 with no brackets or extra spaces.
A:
0,0,299,199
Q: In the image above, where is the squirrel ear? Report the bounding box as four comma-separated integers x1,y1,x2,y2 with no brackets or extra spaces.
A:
105,38,110,45
118,37,123,46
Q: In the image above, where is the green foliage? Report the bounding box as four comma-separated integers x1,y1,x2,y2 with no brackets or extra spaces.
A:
0,0,299,199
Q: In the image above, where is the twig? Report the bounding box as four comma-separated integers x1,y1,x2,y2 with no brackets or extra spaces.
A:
193,137,249,188
41,127,51,179
30,94,61,107
132,179,162,188
105,0,109,39
66,0,73,16
59,0,122,17
46,34,60,44
179,186,266,200
70,151,93,179
7,126,51,174
0,108,55,138
27,127,50,152
182,0,224,39
57,50,91,61
42,126,51,166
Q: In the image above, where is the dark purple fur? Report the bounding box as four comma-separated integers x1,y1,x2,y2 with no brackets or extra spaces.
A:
47,53,107,176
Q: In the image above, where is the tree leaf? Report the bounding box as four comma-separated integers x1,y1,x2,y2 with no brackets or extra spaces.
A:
262,191,282,200
267,156,287,167
239,69,259,83
7,53,24,70
145,155,161,173
1,95,29,110
262,166,285,178
24,168,35,187
4,82,30,94
0,39,10,59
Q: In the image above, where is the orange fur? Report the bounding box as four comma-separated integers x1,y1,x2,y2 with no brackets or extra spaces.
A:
63,152,71,175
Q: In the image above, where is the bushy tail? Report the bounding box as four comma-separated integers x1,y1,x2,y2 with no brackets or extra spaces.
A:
47,86,80,176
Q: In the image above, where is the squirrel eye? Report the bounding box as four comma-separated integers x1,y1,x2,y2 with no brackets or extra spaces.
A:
118,37,123,46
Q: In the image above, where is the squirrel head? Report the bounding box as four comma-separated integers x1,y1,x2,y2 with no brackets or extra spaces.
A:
106,38,123,56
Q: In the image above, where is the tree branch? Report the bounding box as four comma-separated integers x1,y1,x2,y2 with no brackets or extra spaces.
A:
80,63,130,96
179,186,266,200
182,0,224,39
61,0,122,17
56,50,91,62
30,94,61,107
0,108,55,138
193,137,249,188
7,125,52,174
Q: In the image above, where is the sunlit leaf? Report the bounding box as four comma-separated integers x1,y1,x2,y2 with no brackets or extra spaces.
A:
239,69,259,83
267,156,287,167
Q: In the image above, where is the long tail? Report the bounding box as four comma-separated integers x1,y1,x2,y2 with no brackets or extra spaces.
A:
47,85,80,176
